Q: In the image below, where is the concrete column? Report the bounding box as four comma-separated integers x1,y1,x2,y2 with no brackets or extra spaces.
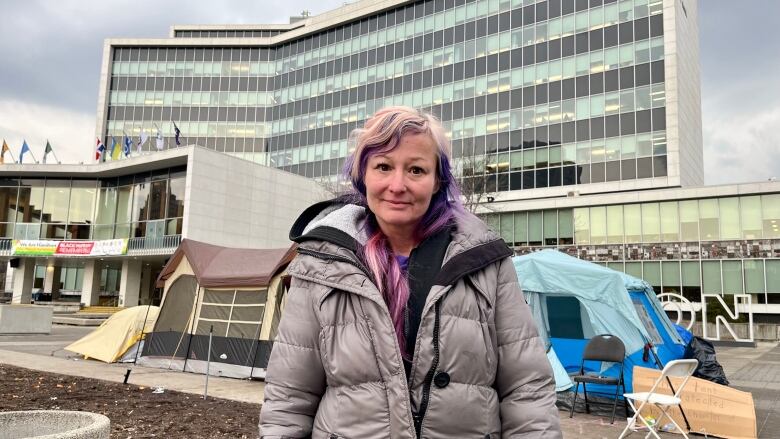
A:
11,259,35,304
44,266,62,301
140,264,152,305
119,259,142,307
80,260,102,307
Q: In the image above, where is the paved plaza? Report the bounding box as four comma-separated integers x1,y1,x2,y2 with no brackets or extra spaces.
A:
0,325,777,438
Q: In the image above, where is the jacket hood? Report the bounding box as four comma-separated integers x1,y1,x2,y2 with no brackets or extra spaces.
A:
288,199,513,287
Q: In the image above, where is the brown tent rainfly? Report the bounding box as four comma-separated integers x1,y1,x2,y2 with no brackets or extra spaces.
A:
138,239,295,379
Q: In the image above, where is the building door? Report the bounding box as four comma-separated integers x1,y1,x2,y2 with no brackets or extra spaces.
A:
145,220,166,248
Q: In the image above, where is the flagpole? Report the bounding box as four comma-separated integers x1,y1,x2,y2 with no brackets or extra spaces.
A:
3,147,18,164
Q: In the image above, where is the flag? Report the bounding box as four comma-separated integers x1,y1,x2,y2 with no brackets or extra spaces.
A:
155,126,164,150
1,140,10,164
138,130,148,154
111,136,121,160
19,140,30,163
95,138,105,161
123,133,132,157
42,140,54,164
173,121,181,146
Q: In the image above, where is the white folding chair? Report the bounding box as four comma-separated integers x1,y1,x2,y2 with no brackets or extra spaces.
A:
618,359,698,439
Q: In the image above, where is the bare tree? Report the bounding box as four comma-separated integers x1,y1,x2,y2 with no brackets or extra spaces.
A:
454,148,496,214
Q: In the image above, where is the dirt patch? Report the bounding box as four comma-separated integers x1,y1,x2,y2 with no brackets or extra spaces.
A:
0,364,259,438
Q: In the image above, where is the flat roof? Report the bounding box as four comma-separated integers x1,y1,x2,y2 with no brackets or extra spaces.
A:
110,0,413,47
0,147,191,179
493,180,780,213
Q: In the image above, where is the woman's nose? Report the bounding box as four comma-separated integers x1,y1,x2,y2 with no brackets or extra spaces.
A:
387,170,407,192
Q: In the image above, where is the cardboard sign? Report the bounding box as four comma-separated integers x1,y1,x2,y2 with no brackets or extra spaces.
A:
632,366,757,439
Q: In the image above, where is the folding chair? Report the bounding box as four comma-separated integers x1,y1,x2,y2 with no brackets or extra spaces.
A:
568,334,627,424
619,359,699,439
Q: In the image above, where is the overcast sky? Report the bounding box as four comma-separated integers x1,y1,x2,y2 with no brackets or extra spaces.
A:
0,0,778,185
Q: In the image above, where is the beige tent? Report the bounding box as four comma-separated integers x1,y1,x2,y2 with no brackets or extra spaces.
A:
138,239,294,379
65,305,160,363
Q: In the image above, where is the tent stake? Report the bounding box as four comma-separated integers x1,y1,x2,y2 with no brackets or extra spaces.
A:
204,325,213,400
123,368,131,384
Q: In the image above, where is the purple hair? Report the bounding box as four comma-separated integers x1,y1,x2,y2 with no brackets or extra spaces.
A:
341,106,464,355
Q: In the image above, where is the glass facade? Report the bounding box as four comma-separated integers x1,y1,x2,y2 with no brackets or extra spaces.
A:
105,0,668,192
485,193,780,301
0,166,186,241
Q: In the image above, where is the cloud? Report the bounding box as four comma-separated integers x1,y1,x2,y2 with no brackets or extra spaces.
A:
0,99,94,164
703,103,780,185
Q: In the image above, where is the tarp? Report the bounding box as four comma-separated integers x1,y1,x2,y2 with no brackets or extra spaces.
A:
65,305,159,363
156,239,296,288
515,250,652,355
514,249,685,395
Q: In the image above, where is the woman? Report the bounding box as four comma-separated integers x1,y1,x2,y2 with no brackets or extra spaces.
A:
260,107,561,438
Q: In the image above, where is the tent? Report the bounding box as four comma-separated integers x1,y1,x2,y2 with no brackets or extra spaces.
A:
65,305,159,363
137,239,295,379
513,249,685,400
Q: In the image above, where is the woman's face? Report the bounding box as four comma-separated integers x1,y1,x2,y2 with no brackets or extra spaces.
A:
364,133,440,237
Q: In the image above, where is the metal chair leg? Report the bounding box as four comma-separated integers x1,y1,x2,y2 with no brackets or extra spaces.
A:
569,382,579,418
583,382,590,414
611,380,620,424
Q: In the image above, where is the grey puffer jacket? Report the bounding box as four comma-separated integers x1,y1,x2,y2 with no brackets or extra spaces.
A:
260,201,561,438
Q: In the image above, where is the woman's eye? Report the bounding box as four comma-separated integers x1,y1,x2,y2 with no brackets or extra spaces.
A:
410,167,425,175
376,163,391,171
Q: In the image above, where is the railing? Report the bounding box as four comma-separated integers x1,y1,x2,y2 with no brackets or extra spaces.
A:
127,235,182,256
0,235,182,258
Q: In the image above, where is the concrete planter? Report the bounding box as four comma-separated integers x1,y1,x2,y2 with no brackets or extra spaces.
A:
0,410,110,438
0,305,52,334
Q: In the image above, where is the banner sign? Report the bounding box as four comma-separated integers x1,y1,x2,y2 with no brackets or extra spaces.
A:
12,239,129,256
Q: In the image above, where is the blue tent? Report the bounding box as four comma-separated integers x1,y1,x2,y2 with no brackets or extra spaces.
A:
513,250,685,397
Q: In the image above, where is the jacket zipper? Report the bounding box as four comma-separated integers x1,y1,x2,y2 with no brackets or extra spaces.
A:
298,246,440,438
413,300,441,438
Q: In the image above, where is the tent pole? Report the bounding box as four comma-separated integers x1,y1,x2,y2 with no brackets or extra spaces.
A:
133,304,154,365
247,320,263,379
182,283,202,373
124,304,154,384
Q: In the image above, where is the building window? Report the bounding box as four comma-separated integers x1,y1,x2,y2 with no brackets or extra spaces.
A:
719,197,740,240
681,261,701,302
528,211,543,246
590,206,606,244
722,261,743,295
767,260,780,294
762,194,780,238
558,209,573,245
701,261,721,294
698,199,719,241
744,260,765,295
659,201,679,241
513,212,528,246
679,200,699,241
573,207,589,244
641,202,660,242
543,210,557,245
740,196,762,239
